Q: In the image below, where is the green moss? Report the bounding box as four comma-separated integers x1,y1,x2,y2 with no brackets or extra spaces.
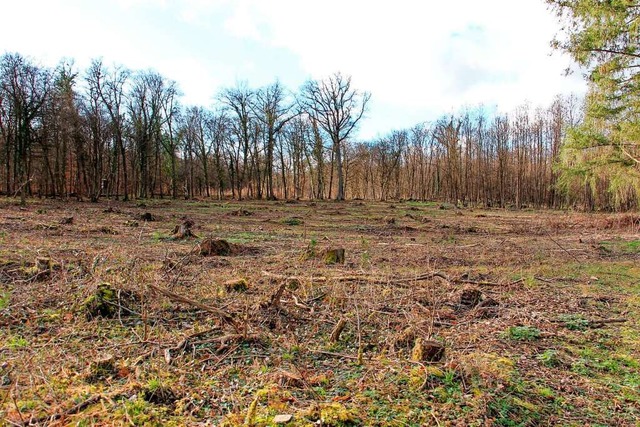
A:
84,283,117,319
323,248,345,265
7,335,28,349
558,314,590,331
0,291,9,310
537,349,560,367
598,239,640,254
282,217,303,226
84,283,140,319
225,278,249,293
312,403,359,427
86,355,116,383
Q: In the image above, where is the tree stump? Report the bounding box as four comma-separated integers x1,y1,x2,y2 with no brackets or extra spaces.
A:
138,212,156,221
199,238,232,256
224,278,248,292
411,338,445,362
460,289,482,308
84,283,138,319
330,318,347,342
87,354,116,382
35,257,52,276
323,248,345,264
475,297,499,318
172,218,197,239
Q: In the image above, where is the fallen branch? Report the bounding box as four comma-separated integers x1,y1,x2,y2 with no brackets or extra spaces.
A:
309,349,359,360
589,318,627,324
547,234,581,263
262,270,451,287
289,294,311,310
190,333,260,346
262,270,526,288
12,178,32,199
262,271,328,282
457,277,525,287
147,283,240,333
23,393,104,426
164,327,221,364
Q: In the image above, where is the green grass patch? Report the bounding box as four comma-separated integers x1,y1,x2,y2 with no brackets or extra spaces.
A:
0,291,10,310
503,326,541,341
7,335,28,349
281,217,303,226
558,314,590,331
598,239,640,254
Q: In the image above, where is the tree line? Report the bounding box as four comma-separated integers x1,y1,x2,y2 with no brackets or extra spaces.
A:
2,51,618,209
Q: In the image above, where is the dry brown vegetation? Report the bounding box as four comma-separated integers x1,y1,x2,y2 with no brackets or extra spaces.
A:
1,198,639,426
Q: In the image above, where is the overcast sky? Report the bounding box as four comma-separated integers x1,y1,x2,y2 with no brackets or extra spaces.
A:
0,0,585,139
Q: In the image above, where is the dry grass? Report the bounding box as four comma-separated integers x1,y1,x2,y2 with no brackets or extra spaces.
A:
0,198,639,426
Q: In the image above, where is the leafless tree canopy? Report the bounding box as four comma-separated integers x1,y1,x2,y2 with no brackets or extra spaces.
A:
299,73,371,200
0,53,615,209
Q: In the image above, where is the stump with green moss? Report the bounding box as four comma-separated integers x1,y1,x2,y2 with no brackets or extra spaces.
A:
224,278,248,292
84,283,138,319
84,283,118,319
411,338,445,362
87,354,116,382
322,248,345,265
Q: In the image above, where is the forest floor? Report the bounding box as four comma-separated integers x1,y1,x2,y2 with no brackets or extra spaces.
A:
0,197,639,426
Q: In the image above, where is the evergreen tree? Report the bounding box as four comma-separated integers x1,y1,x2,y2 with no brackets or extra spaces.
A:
548,0,640,208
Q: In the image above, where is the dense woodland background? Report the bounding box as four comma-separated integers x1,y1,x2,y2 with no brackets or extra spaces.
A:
0,55,585,208
0,2,638,210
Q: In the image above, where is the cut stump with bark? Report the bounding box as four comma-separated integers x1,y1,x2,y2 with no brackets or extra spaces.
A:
323,248,345,265
84,283,138,320
172,218,197,240
224,278,248,292
87,354,116,382
411,338,445,362
460,289,482,308
330,318,347,342
138,212,156,221
199,238,232,256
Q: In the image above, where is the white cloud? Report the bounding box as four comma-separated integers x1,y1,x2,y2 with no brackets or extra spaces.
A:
115,0,168,10
210,0,585,121
0,0,586,138
223,2,261,40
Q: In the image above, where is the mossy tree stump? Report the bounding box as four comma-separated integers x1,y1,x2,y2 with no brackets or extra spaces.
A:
84,283,138,319
322,248,345,265
87,354,116,382
411,338,445,362
224,278,248,292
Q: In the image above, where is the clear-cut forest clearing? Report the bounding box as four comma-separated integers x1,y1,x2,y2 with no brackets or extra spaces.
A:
2,1,640,425
0,198,638,426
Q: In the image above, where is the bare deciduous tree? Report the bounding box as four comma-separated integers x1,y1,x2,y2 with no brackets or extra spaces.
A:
252,81,294,200
300,73,370,201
